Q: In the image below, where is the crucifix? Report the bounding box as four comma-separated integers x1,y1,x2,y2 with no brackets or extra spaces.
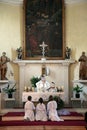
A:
39,41,48,60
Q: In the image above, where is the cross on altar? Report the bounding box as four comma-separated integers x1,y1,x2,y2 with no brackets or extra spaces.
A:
39,42,48,58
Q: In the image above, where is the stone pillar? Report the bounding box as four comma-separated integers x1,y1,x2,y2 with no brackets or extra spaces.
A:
18,63,26,106
62,62,70,104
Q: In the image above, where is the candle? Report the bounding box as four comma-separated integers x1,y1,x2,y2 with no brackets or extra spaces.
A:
61,86,64,91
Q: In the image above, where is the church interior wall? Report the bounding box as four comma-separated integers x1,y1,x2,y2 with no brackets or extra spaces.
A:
65,2,87,100
0,1,87,107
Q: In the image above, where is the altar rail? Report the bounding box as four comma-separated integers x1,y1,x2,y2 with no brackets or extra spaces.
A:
22,92,64,102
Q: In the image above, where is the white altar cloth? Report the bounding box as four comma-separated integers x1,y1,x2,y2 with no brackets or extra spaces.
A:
22,92,64,102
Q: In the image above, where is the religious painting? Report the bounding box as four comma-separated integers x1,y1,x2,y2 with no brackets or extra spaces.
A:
23,0,65,60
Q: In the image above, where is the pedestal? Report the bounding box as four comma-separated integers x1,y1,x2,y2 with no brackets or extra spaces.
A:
71,97,82,108
0,80,8,113
72,80,87,107
4,98,15,108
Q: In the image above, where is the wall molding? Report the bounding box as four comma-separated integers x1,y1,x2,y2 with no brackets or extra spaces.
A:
0,0,87,6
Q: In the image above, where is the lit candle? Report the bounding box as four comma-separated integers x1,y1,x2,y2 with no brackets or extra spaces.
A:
61,86,64,91
24,86,27,91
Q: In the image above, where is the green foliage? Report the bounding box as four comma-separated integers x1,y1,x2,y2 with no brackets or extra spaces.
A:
16,47,22,52
53,96,64,110
30,76,40,88
3,83,16,94
73,85,83,93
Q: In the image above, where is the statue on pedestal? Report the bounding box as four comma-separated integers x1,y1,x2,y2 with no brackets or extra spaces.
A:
0,52,10,80
78,51,87,80
16,47,23,60
65,46,71,59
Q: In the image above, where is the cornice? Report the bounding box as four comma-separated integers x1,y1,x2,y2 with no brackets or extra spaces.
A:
0,0,23,5
0,0,87,6
65,0,87,5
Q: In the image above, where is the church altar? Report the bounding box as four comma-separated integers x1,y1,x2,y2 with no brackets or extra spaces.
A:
13,59,75,106
22,92,64,102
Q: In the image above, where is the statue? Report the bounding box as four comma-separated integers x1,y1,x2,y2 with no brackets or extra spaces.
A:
16,47,23,60
0,52,10,80
65,47,71,59
78,51,87,80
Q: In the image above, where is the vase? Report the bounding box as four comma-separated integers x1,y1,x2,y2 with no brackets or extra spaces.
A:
75,93,80,98
8,93,13,98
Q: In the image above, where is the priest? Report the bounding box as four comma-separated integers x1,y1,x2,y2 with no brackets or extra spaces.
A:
36,75,50,92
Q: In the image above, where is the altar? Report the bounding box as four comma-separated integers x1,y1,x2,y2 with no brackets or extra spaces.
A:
13,59,75,106
22,92,64,102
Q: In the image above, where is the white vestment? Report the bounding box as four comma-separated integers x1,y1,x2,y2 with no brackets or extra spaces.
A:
48,82,57,92
36,80,50,92
47,100,63,121
49,87,57,92
36,103,47,121
24,101,35,121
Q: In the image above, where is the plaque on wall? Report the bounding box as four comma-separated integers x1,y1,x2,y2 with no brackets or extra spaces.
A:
23,0,65,60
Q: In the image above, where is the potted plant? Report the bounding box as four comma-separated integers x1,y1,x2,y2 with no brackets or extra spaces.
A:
3,83,16,98
73,85,83,98
30,76,40,89
53,96,64,110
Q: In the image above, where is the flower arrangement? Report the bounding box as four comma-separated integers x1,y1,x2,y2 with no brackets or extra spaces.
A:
73,85,83,93
73,84,83,98
3,83,16,98
30,76,40,88
53,96,64,110
16,47,22,52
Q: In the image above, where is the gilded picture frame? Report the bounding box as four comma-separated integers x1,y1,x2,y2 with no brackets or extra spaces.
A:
23,0,65,60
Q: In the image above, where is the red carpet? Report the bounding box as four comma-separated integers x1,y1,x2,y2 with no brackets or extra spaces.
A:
2,111,84,122
3,112,24,117
1,111,86,126
0,120,86,126
3,111,83,117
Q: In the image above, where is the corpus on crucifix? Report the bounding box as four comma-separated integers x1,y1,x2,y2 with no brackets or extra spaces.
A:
39,41,48,60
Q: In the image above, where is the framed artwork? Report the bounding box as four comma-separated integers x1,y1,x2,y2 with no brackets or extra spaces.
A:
23,0,65,60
